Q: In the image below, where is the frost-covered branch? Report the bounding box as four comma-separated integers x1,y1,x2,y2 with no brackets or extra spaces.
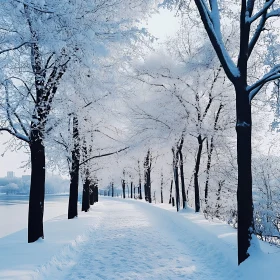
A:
0,42,30,55
247,0,275,23
248,64,280,99
13,112,29,137
266,8,280,19
194,0,239,82
7,76,36,103
248,12,267,58
0,127,29,143
79,146,129,166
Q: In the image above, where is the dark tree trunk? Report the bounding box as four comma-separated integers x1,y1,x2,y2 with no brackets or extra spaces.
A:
194,135,203,212
90,184,94,205
235,85,254,265
147,170,151,203
144,150,152,203
139,181,142,199
172,197,175,207
144,182,147,201
130,182,133,198
82,177,90,212
161,174,163,203
205,103,223,205
122,180,126,199
172,147,180,212
28,127,45,243
81,140,90,212
169,180,173,204
138,160,142,199
215,180,224,217
174,165,180,212
94,186,98,202
178,150,186,209
68,165,80,217
112,182,114,197
205,137,213,205
68,115,80,219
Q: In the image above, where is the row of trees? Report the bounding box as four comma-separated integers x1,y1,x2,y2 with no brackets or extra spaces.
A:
103,0,280,266
0,0,154,242
1,0,280,266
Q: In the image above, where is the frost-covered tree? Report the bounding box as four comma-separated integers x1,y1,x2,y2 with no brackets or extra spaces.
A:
179,0,280,264
0,0,155,243
132,30,232,212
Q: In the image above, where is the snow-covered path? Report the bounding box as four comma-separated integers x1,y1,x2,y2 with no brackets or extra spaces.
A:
39,198,240,280
2,197,280,280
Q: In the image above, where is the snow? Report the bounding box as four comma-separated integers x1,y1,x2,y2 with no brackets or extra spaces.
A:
0,195,69,238
1,197,280,279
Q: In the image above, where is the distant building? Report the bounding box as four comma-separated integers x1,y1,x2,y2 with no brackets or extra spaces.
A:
7,171,14,178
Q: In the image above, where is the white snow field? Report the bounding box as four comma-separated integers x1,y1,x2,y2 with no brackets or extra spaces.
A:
1,197,280,280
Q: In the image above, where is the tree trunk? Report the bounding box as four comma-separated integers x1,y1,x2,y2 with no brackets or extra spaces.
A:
82,177,90,212
28,127,45,243
194,135,203,212
172,147,180,212
112,182,114,197
122,180,126,199
179,150,186,209
68,163,80,217
130,182,133,199
215,180,224,218
174,164,180,212
68,115,80,219
147,169,152,203
204,137,213,205
205,103,223,205
169,180,173,204
90,183,94,205
139,181,142,199
144,150,152,203
235,86,254,265
94,186,98,202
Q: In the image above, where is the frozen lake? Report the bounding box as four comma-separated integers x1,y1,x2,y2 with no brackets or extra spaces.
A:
0,194,69,238
0,193,68,205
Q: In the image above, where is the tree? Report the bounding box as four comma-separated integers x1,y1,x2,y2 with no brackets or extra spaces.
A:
187,0,280,264
122,170,126,199
68,114,80,219
172,146,180,211
111,182,114,198
0,0,154,242
138,160,143,199
144,149,152,203
161,171,164,203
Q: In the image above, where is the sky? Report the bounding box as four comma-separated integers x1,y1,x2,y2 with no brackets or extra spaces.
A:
0,8,180,178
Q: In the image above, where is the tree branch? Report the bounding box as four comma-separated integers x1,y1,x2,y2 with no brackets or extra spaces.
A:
194,0,239,82
0,42,30,55
79,147,129,166
0,127,29,143
247,0,275,23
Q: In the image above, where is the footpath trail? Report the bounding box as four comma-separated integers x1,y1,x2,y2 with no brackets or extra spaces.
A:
39,198,241,280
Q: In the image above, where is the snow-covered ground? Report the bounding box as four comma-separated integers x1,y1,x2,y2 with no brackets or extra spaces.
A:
1,197,280,279
0,194,69,238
